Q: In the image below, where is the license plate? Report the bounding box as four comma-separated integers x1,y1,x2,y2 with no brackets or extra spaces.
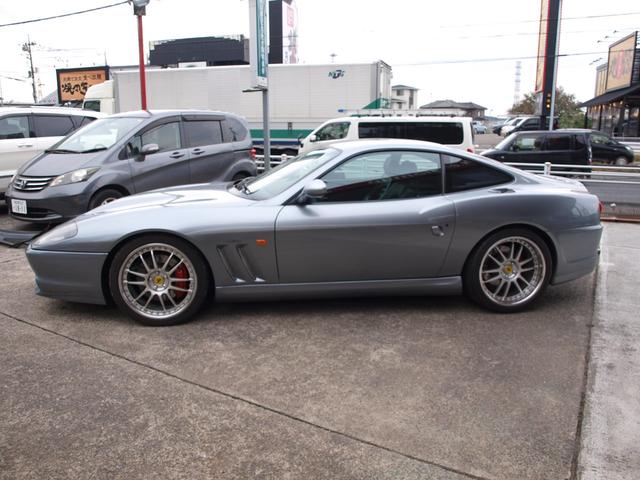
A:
11,199,27,215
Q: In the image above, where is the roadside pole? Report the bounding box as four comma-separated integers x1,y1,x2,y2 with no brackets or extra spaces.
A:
248,0,270,170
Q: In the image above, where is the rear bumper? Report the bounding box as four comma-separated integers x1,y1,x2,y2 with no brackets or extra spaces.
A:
26,246,108,305
551,223,603,285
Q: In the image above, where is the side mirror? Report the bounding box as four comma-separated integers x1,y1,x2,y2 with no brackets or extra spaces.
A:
298,179,327,204
140,143,159,156
309,134,318,142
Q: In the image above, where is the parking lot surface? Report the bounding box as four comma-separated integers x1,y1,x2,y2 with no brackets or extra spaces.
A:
2,216,624,480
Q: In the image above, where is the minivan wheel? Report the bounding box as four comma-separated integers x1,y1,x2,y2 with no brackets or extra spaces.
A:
89,188,124,210
614,156,629,166
463,229,552,313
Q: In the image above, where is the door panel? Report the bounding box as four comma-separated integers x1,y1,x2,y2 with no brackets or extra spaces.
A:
0,115,35,175
275,197,456,283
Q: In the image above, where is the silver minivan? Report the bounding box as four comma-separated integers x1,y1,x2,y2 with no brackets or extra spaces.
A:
6,110,256,223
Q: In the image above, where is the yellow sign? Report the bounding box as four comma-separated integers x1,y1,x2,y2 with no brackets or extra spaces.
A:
57,67,109,102
605,33,636,92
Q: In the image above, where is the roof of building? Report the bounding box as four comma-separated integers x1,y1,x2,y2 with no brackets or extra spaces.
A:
392,84,419,90
420,99,486,110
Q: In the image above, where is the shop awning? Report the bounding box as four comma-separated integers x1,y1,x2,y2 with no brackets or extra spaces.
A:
580,83,640,108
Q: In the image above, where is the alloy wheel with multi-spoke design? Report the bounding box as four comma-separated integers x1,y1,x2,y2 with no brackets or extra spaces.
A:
464,229,551,312
110,236,210,325
479,236,546,307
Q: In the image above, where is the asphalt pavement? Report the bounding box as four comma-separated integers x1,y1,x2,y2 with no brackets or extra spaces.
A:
1,218,638,479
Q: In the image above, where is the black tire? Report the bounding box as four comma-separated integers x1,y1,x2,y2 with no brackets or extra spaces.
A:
463,228,552,313
108,234,211,326
614,156,629,166
89,188,124,210
232,172,251,181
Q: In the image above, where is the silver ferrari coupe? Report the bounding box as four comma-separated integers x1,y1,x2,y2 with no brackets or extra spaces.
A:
26,139,603,326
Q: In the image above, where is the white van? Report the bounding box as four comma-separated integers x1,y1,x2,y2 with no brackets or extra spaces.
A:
0,106,103,199
298,116,475,155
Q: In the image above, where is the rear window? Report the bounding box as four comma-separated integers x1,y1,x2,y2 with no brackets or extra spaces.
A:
222,117,248,143
444,155,513,193
545,135,572,151
358,122,464,145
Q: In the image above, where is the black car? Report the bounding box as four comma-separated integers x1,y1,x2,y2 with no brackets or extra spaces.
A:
482,129,635,167
508,117,559,135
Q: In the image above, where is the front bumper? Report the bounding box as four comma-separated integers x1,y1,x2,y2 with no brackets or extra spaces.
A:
6,183,91,223
26,246,109,305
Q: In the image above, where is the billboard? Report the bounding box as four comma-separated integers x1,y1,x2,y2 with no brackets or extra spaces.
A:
595,64,607,96
534,0,549,93
282,0,298,64
605,32,637,92
57,66,109,103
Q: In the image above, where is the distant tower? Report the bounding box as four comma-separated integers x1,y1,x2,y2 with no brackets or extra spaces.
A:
513,61,522,107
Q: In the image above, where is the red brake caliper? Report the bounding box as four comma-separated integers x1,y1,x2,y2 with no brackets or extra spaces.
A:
173,265,188,301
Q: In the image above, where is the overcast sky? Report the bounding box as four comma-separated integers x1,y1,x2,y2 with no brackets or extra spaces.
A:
0,0,638,115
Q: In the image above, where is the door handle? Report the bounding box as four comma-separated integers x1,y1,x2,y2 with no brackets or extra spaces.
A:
169,152,185,159
191,148,205,155
489,187,515,194
431,225,445,237
18,144,34,148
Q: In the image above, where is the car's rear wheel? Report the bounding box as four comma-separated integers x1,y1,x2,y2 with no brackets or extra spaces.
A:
614,156,630,166
89,188,124,210
108,235,210,326
463,229,552,312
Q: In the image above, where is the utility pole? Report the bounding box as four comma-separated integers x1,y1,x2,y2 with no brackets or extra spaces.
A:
22,37,37,103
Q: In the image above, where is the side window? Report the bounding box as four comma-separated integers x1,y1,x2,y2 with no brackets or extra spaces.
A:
511,134,544,152
0,116,30,139
410,122,464,144
545,135,572,151
132,122,181,155
33,115,75,137
71,115,97,129
574,134,587,150
358,122,402,139
444,155,513,193
319,150,442,202
314,122,350,141
590,133,609,145
221,118,247,143
184,120,223,147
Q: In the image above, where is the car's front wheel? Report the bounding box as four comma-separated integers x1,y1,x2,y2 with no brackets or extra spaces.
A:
108,235,210,326
463,229,552,313
614,156,630,166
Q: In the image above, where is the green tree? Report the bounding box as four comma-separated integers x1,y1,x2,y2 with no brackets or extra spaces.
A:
509,86,585,128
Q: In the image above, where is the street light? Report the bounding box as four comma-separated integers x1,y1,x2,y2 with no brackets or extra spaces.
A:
132,0,150,110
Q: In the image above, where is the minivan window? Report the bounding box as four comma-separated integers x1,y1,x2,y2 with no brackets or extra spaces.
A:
55,117,144,152
136,122,181,153
0,116,30,139
511,134,544,152
314,122,350,141
33,115,75,137
222,118,247,142
545,135,572,151
444,155,512,193
185,120,223,147
358,122,464,145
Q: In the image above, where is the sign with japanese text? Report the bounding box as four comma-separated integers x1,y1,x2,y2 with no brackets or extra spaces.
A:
605,32,637,92
249,0,268,88
57,66,109,103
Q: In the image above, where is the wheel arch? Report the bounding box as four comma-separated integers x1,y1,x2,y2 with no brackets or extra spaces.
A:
89,184,130,204
462,223,558,278
100,230,215,304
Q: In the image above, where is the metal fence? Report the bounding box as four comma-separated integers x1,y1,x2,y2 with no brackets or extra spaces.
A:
505,162,640,185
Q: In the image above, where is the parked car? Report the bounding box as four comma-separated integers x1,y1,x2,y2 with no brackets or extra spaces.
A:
500,116,533,136
481,129,635,166
26,139,602,326
472,122,487,134
298,116,476,154
6,110,256,223
507,116,559,135
0,106,103,200
491,117,515,134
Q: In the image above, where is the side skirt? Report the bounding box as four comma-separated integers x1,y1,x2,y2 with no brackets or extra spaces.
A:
215,276,462,302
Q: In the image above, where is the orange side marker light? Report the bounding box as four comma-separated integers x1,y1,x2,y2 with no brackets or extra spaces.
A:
256,239,268,247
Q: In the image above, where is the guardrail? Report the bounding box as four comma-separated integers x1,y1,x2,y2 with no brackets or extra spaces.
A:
505,162,640,184
255,154,288,173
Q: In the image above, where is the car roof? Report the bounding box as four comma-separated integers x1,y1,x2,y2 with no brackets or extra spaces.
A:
324,115,472,124
323,138,465,155
111,109,233,119
0,106,100,116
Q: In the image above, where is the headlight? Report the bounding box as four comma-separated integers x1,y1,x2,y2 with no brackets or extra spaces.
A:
31,221,78,248
49,167,99,187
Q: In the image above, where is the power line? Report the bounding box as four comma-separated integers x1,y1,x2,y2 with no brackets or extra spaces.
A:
0,1,129,28
437,11,640,29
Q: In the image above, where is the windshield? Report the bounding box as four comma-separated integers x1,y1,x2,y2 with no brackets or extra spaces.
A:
53,117,144,153
235,148,340,200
